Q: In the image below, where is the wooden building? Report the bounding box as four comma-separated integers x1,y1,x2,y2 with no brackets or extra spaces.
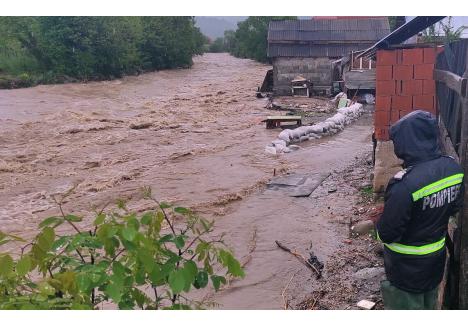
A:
267,18,390,96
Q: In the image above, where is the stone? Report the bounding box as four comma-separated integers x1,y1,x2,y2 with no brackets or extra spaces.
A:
351,220,374,236
373,141,403,193
357,299,376,310
353,267,385,281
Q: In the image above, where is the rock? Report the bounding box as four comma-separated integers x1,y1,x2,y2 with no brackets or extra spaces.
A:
360,181,372,189
351,220,374,236
357,299,376,310
288,145,301,151
353,267,385,281
328,187,337,193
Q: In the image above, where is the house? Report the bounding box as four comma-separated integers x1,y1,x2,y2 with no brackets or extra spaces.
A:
267,17,391,96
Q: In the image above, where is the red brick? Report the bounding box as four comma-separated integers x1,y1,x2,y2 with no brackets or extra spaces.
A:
400,80,423,96
402,48,424,65
375,127,390,141
375,96,392,110
393,65,414,80
377,50,397,66
390,109,400,124
376,65,393,80
414,64,434,80
423,80,436,95
375,110,390,127
392,95,413,110
396,50,403,65
423,48,439,64
413,95,435,110
399,110,413,119
377,80,396,96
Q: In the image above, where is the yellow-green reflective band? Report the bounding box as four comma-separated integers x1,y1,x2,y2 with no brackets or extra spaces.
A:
384,237,445,255
412,173,464,202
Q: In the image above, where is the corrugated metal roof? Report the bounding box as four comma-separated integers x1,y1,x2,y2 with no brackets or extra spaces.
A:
268,18,390,42
268,43,372,58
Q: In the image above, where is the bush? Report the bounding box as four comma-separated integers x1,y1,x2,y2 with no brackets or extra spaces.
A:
0,187,244,310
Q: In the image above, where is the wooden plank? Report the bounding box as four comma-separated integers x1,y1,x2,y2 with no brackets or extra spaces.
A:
266,116,302,120
434,69,467,98
439,118,460,163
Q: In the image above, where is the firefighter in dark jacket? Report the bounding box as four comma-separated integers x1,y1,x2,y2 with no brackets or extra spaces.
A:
376,110,464,310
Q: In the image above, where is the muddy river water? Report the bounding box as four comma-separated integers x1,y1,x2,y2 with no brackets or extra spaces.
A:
0,53,373,309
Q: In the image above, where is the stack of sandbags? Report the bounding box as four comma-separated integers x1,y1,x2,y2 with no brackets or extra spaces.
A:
265,103,364,154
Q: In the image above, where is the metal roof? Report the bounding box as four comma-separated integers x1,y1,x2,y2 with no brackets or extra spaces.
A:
357,16,446,58
268,18,390,42
268,18,390,58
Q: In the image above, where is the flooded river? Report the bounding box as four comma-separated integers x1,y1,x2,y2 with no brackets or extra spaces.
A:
0,53,373,309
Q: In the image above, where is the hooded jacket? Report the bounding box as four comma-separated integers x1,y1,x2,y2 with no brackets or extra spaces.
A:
376,110,464,293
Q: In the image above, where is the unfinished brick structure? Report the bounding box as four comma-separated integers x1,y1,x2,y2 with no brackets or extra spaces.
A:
373,46,444,192
374,46,443,141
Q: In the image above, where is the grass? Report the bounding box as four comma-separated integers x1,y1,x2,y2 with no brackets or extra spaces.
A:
360,185,374,201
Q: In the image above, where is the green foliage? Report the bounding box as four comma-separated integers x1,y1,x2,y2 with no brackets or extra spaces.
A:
208,37,226,53
388,16,406,32
225,16,296,63
0,17,206,87
439,17,467,43
421,17,467,44
0,189,244,309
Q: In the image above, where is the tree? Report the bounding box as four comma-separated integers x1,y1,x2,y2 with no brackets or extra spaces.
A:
208,37,226,53
388,16,406,32
0,17,207,86
227,16,296,63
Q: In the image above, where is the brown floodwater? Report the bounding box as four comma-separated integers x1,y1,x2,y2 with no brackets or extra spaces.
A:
0,53,373,309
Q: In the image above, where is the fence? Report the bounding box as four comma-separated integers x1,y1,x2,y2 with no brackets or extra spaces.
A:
435,39,468,309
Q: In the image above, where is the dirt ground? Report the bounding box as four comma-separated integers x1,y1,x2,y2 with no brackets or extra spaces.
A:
0,53,383,309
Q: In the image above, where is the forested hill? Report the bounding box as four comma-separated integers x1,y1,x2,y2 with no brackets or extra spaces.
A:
0,17,206,88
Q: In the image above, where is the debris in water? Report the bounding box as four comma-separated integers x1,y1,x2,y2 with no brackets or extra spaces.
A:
275,240,322,279
129,122,153,130
307,250,324,273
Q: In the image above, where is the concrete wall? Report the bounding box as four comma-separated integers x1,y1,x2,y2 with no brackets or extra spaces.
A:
373,140,403,193
272,57,333,95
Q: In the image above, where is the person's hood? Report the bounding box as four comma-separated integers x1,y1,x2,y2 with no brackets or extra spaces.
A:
389,110,441,167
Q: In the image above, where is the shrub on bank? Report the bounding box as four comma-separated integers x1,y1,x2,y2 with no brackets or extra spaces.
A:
0,187,244,309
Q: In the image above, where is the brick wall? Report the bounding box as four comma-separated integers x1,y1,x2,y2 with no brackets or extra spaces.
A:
374,46,443,140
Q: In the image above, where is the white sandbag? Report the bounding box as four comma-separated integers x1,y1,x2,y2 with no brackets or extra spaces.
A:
272,139,287,147
274,143,287,153
265,145,277,155
268,103,364,152
278,129,291,142
364,93,375,104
